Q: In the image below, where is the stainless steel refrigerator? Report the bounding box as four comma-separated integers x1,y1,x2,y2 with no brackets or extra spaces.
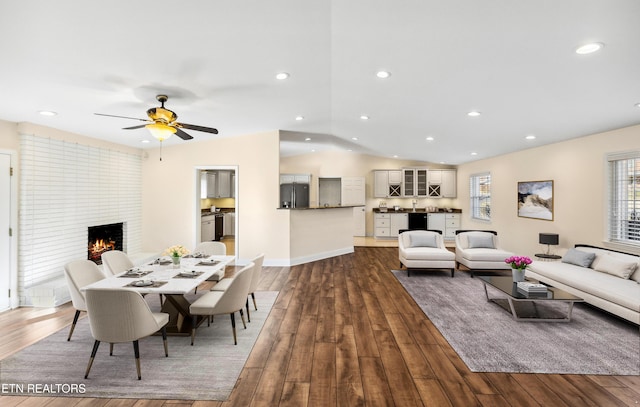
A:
280,183,310,208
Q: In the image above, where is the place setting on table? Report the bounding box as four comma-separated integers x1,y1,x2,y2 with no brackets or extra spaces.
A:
82,245,236,334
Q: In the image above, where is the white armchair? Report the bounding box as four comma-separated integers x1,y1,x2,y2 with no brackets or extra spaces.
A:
454,230,514,277
399,230,456,277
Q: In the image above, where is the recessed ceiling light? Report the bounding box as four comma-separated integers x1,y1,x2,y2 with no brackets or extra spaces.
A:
525,135,536,140
351,137,358,141
360,115,369,120
376,71,391,79
305,137,311,141
471,152,478,156
311,149,316,152
467,111,481,117
635,102,640,109
439,161,445,164
38,110,57,116
295,116,304,121
276,72,289,80
347,149,352,152
141,140,150,144
426,136,434,141
575,42,604,55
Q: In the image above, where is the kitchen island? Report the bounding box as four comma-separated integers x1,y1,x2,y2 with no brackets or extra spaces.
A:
278,205,363,265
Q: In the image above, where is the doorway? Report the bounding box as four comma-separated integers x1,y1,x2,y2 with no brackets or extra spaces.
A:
196,166,238,256
0,151,17,311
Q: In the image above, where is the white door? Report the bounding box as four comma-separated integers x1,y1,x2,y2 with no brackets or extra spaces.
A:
342,177,366,236
0,153,11,310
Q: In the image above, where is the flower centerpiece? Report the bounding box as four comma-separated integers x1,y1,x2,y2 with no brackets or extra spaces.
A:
164,245,190,266
504,255,532,282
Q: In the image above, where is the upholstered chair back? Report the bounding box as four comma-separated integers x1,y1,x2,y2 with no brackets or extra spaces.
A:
212,262,254,314
193,241,227,256
101,250,134,276
64,260,106,311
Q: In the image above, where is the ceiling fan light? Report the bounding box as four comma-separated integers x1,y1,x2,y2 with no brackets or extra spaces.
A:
146,123,176,141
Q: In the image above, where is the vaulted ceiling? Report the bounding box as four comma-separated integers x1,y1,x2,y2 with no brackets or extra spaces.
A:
1,1,639,164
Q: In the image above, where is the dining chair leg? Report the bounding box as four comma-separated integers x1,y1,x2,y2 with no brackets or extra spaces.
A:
67,310,81,341
109,343,114,356
85,340,101,379
161,326,168,357
133,340,141,380
239,309,247,329
251,292,257,311
230,313,237,345
245,298,251,323
190,316,197,346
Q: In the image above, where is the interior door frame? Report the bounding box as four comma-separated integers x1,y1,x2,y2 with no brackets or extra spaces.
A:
194,165,239,257
0,149,18,310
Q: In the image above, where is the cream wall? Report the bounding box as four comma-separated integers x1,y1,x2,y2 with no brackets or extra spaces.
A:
280,151,458,235
0,119,19,150
141,130,290,263
456,124,640,258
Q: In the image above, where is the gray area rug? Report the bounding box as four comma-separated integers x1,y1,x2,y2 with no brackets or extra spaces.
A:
0,291,278,400
392,270,640,375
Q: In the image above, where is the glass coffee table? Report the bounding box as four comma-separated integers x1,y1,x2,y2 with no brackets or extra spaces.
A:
478,276,584,322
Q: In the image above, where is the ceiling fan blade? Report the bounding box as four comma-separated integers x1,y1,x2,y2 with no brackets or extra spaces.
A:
122,124,147,130
174,128,194,140
176,122,219,134
94,113,150,122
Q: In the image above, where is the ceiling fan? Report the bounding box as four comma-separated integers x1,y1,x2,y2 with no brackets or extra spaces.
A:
95,94,218,142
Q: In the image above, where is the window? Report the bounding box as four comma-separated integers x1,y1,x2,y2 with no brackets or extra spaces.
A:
608,152,640,244
470,172,491,221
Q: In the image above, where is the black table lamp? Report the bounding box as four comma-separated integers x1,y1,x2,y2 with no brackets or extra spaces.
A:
539,233,559,255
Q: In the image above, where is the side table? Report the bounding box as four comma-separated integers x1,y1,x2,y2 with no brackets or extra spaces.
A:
534,253,561,261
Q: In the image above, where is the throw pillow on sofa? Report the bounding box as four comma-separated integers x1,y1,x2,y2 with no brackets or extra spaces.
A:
409,233,437,248
467,234,495,249
594,255,638,279
562,248,596,268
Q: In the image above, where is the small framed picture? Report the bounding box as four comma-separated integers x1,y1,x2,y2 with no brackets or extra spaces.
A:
517,180,553,221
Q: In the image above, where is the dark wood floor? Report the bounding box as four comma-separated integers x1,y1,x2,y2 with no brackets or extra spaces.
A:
1,247,639,406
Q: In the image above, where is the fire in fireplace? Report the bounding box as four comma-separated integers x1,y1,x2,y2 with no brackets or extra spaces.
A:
88,223,124,264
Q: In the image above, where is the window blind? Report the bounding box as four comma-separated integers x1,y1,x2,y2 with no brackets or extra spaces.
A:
607,152,640,245
470,172,491,221
18,134,143,305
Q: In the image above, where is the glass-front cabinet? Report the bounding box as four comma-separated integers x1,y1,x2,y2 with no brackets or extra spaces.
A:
402,168,428,197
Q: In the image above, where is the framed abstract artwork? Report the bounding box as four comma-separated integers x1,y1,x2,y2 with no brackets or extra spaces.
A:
517,180,554,221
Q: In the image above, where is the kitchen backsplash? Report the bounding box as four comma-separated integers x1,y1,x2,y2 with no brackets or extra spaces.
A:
201,197,236,209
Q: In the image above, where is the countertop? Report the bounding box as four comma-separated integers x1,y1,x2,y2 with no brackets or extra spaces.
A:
278,205,364,210
373,208,462,213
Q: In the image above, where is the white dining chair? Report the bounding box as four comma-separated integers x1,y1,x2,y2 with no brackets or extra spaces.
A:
211,253,264,322
193,241,226,256
189,262,254,346
100,250,134,276
63,260,107,341
84,287,169,380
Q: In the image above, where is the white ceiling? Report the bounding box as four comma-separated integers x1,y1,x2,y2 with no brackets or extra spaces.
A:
1,1,639,165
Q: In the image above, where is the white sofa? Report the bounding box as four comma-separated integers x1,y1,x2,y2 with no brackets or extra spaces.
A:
526,244,640,325
398,230,456,277
454,230,514,277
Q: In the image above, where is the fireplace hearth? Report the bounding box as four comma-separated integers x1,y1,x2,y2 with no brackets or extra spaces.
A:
88,223,124,264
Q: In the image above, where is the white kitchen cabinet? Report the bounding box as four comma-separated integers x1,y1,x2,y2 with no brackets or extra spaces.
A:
402,168,428,197
374,213,390,237
375,212,408,238
374,170,402,198
201,215,216,241
444,213,460,239
427,169,457,198
280,173,311,184
223,212,236,236
427,212,460,239
390,213,408,237
216,170,232,198
427,213,446,234
206,172,217,198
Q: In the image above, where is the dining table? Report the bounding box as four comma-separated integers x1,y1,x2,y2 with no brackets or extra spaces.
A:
82,254,236,335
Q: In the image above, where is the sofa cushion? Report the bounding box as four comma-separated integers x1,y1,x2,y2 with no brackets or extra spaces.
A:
562,248,596,268
409,233,437,248
460,248,513,261
467,233,495,249
528,261,640,312
594,255,638,279
402,247,454,261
